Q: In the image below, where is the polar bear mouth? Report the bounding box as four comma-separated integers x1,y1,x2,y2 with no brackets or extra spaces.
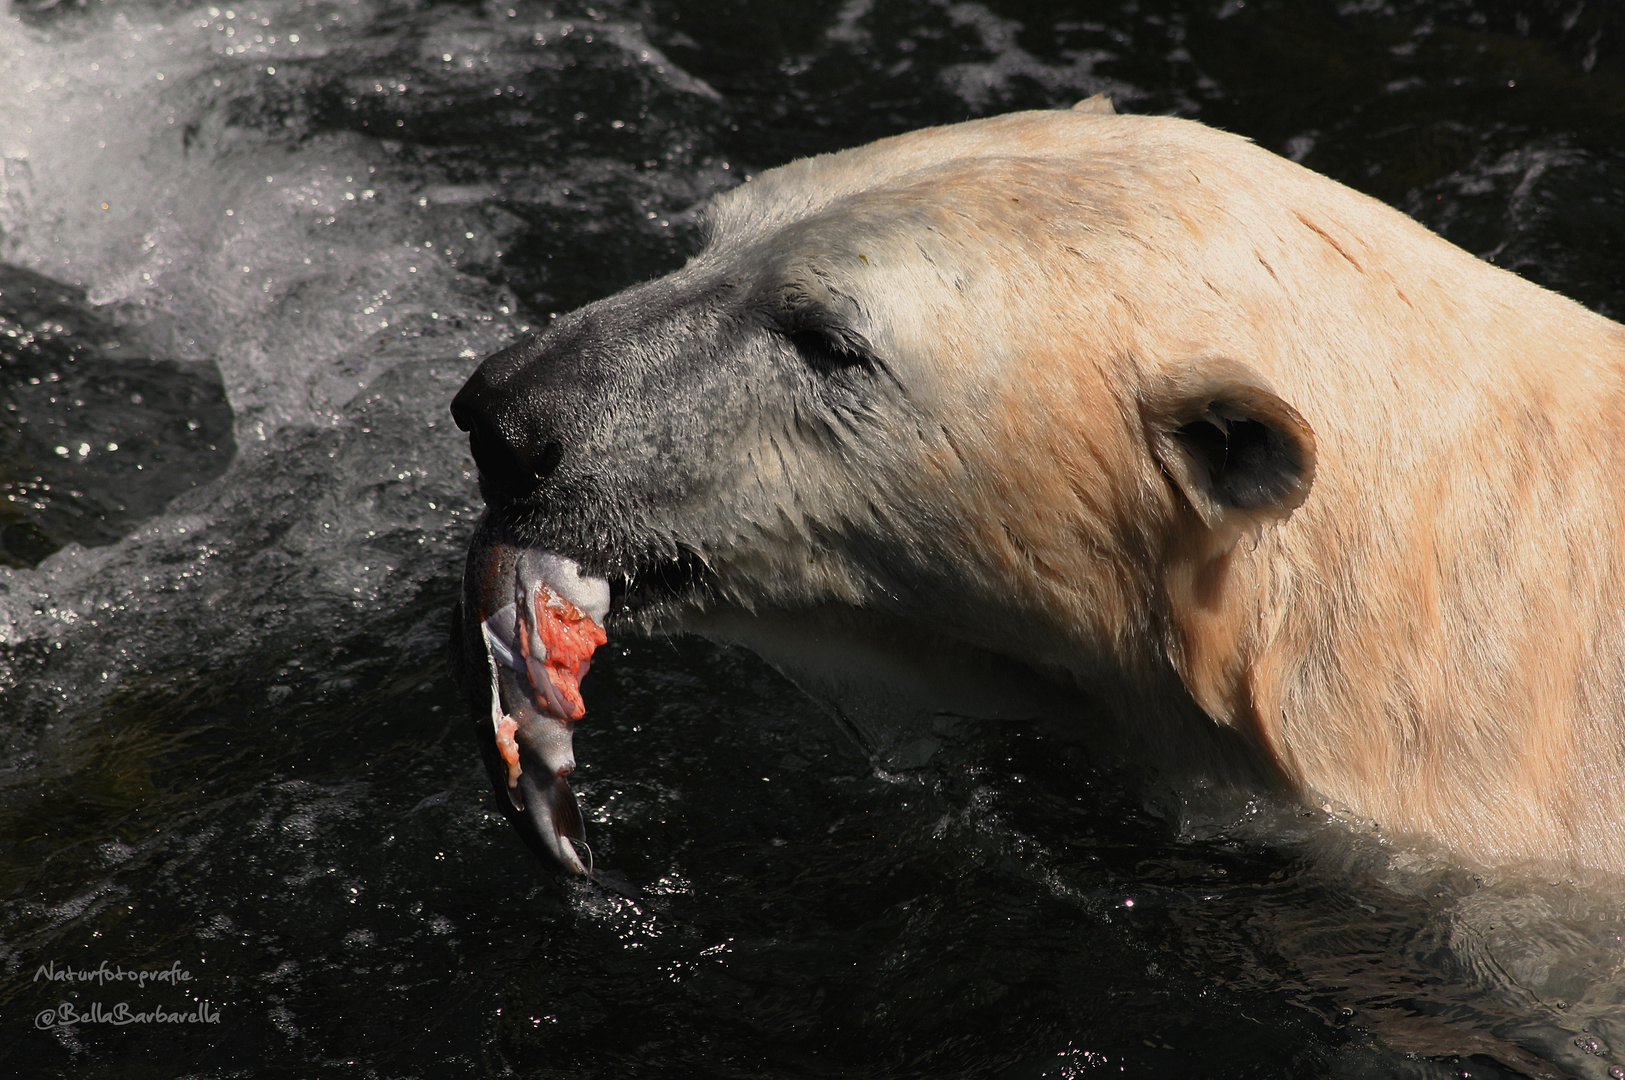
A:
464,537,610,874
605,546,714,623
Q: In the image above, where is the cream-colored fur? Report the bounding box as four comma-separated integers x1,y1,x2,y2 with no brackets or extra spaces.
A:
696,108,1625,870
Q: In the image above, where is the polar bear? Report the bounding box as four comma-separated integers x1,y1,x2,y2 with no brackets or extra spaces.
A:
452,103,1625,874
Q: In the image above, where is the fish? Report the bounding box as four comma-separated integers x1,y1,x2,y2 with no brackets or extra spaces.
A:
457,520,609,874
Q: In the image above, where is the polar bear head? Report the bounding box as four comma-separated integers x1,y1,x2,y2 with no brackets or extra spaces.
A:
453,110,1321,745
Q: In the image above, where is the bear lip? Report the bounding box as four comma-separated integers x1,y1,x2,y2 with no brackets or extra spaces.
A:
606,546,714,625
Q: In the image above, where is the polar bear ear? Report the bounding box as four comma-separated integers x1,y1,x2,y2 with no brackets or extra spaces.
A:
1142,362,1316,540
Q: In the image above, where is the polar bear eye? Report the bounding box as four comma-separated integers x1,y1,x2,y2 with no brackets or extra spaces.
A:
785,324,876,376
769,284,879,377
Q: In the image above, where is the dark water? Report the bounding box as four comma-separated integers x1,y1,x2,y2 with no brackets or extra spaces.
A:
1,0,1623,1076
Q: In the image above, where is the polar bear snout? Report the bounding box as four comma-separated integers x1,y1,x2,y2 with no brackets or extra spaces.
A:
452,273,761,518
450,333,584,501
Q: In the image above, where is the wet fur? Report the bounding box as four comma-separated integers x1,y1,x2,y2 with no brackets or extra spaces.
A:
456,108,1625,871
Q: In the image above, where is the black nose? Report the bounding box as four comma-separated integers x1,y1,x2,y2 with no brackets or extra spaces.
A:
451,339,566,496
